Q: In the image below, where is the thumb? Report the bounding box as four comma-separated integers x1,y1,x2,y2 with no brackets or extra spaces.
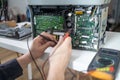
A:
62,37,72,48
50,36,64,55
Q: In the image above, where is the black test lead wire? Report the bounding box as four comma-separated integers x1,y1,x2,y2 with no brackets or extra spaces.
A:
27,38,45,80
39,34,57,79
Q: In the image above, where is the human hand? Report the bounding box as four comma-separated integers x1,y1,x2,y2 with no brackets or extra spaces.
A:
30,32,57,59
49,36,72,72
17,32,57,69
47,36,72,80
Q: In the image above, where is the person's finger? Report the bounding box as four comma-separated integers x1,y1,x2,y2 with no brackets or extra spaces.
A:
62,37,72,48
50,36,64,55
40,41,54,51
41,32,57,43
36,35,43,40
53,36,64,49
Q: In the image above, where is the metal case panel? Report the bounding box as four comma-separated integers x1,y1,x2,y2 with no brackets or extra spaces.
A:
28,0,111,5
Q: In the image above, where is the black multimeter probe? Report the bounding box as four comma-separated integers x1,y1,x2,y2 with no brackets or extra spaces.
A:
39,34,57,44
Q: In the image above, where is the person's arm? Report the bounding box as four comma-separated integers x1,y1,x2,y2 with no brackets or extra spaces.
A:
0,59,23,80
47,37,72,80
0,32,57,80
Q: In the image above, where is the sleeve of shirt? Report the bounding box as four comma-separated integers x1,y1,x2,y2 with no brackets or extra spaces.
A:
0,59,23,80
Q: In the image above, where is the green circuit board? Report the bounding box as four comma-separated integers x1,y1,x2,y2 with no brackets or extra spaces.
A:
76,15,95,28
72,14,98,50
34,15,64,35
31,6,103,51
33,14,99,50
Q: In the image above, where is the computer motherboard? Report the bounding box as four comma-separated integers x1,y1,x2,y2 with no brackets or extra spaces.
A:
30,5,108,51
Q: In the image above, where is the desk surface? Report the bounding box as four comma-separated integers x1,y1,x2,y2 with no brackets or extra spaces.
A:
0,30,120,80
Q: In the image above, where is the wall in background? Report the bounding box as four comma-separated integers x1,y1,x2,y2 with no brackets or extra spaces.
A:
8,0,28,15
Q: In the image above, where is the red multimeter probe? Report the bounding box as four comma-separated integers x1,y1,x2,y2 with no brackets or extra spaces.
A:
64,32,70,40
